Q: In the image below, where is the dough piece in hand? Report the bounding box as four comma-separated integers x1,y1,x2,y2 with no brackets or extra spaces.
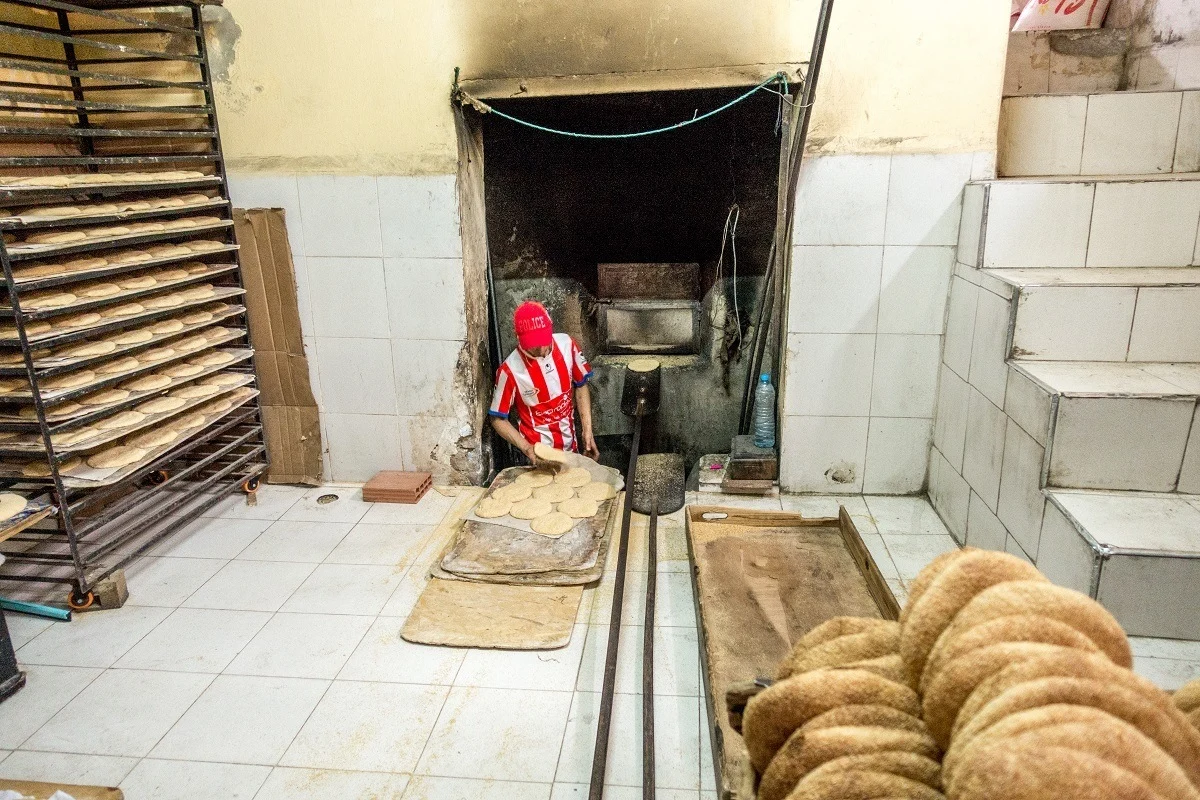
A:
0,492,28,522
23,456,82,477
533,483,574,503
559,497,599,519
87,445,147,469
577,481,617,502
121,373,172,392
171,383,221,400
97,410,146,430
554,466,592,487
514,469,554,488
492,482,532,503
96,356,140,375
510,497,554,520
531,511,574,537
135,396,187,414
80,388,131,406
128,428,177,449
475,497,512,519
533,442,568,464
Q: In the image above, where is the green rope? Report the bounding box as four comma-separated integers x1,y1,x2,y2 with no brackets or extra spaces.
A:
460,71,790,140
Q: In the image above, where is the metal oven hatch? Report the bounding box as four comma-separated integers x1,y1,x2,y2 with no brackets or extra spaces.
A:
598,300,701,355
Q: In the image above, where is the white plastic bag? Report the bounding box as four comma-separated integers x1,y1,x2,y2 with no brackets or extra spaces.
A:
1012,0,1112,31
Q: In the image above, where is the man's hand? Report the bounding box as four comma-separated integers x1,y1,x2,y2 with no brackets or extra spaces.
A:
524,442,563,472
582,431,600,461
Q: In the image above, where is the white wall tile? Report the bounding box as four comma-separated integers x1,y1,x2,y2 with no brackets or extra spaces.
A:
885,154,973,246
1013,286,1136,361
1004,534,1034,564
878,246,954,335
983,181,1094,268
999,95,1087,176
933,364,970,471
792,155,891,245
779,415,869,494
1005,32,1051,95
1176,44,1200,89
378,175,462,259
870,334,941,418
966,490,1009,551
929,445,970,537
313,337,396,415
1130,46,1179,91
968,288,1012,408
324,413,407,481
971,151,997,182
296,176,382,258
997,417,1047,558
1176,92,1200,173
1087,181,1200,267
384,257,468,341
783,333,875,417
400,415,469,480
863,417,931,494
226,173,305,256
1128,287,1200,361
1036,501,1098,595
787,246,882,334
1082,92,1183,175
305,257,390,339
1004,368,1053,446
1177,406,1200,494
392,338,466,418
943,276,979,379
961,388,1008,512
957,184,985,267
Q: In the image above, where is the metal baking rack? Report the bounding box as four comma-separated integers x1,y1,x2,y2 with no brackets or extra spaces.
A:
0,0,268,609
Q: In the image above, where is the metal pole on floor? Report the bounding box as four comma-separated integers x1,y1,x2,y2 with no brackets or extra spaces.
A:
642,497,658,800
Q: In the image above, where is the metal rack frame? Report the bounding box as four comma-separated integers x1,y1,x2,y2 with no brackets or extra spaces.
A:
0,0,268,608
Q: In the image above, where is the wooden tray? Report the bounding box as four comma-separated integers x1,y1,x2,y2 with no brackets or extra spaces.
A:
686,505,899,800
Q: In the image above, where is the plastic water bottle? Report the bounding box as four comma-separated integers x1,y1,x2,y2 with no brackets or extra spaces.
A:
752,373,776,449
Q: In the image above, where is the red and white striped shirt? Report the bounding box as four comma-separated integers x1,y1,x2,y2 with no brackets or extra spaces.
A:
489,333,592,451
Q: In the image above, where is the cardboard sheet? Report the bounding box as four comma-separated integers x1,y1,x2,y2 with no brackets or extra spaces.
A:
233,209,321,485
401,578,582,650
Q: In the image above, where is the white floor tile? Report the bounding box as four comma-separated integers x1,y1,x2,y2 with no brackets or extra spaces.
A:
256,768,410,800
15,606,171,668
123,556,229,607
115,608,271,673
415,686,572,783
151,674,329,765
2,614,52,650
151,517,273,559
280,563,405,615
282,487,373,524
0,665,101,749
876,533,959,583
204,484,307,521
576,624,700,697
237,520,355,563
281,681,448,773
120,758,271,800
551,785,700,800
404,776,551,800
555,692,700,790
1134,655,1200,692
226,612,373,680
183,560,317,613
886,579,909,608
26,668,213,757
0,750,138,786
379,566,432,618
325,523,434,567
359,491,456,526
1129,637,1200,662
780,494,876,532
337,616,465,684
864,496,951,536
859,533,901,583
454,624,586,692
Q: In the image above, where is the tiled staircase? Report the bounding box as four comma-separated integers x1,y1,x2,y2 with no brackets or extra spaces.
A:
930,87,1200,639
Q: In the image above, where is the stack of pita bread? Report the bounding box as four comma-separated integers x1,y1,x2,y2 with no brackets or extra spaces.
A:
739,548,1200,800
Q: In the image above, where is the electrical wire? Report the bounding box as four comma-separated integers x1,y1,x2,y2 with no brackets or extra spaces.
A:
714,204,742,350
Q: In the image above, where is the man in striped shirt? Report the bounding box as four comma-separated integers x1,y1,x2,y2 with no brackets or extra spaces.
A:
489,300,599,465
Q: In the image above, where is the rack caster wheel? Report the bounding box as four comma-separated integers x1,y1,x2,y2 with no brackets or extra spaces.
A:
242,476,260,493
67,590,94,611
150,469,169,485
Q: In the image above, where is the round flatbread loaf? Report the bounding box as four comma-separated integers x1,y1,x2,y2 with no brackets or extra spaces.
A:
80,388,130,407
148,245,191,258
560,497,599,519
149,318,185,335
628,358,660,372
533,483,574,503
533,442,568,464
203,327,233,341
184,262,210,275
492,482,533,503
121,373,172,392
51,427,98,447
475,497,512,519
15,263,68,279
77,283,121,298
101,302,145,318
117,275,158,290
85,225,130,238
44,369,96,390
174,334,209,352
170,412,207,432
97,410,146,430
61,340,117,358
798,752,942,793
135,396,187,414
110,328,154,346
949,741,1156,800
510,497,554,520
0,492,27,522
800,705,929,737
189,351,235,367
1176,679,1200,715
900,549,973,628
112,250,153,264
54,312,101,329
577,481,616,502
22,206,81,218
87,445,146,469
128,428,177,449
0,320,52,337
200,372,244,387
22,456,82,477
514,469,555,488
835,654,908,685
180,310,213,325
26,292,77,308
778,620,900,680
20,401,83,419
171,383,221,400
65,258,108,274
142,294,185,309
185,239,224,252
786,768,943,800
154,268,190,281
554,466,592,488
26,230,87,245
179,284,215,301
96,356,140,375
139,346,176,362
530,511,574,537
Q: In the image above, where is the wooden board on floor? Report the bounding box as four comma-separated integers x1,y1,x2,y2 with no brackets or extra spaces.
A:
0,779,122,799
686,505,899,800
401,577,582,650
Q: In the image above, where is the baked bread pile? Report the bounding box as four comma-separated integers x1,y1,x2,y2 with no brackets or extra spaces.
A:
740,547,1200,800
1178,678,1200,732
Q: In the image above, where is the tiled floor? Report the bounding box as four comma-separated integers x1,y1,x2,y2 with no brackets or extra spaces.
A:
1,487,1198,799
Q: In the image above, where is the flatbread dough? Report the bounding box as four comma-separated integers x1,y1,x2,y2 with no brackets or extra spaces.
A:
175,334,209,352
492,482,533,503
112,251,153,264
44,369,96,390
121,373,172,391
54,312,101,329
96,356,140,375
560,497,600,519
189,351,235,367
142,294,185,309
163,362,203,378
101,302,145,318
135,396,187,414
200,372,244,386
185,240,225,252
110,329,154,345
155,268,190,281
531,511,574,537
180,310,214,325
78,283,121,298
555,467,592,488
128,428,177,449
80,388,131,406
514,470,555,488
52,428,98,448
475,497,512,519
61,340,117,358
97,410,146,430
533,483,575,503
510,497,554,520
0,320,52,337
628,358,660,372
87,445,147,469
578,481,617,502
25,292,76,308
149,319,185,334
179,284,215,301
170,412,207,431
26,230,87,245
139,346,176,362
117,275,158,290
533,442,569,464
171,383,221,399
22,456,81,477
0,492,27,522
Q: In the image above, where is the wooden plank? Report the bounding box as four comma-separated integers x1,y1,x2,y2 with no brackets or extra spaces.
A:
0,503,55,545
0,779,122,800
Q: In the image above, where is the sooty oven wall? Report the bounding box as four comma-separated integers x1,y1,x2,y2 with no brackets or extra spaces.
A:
482,88,782,470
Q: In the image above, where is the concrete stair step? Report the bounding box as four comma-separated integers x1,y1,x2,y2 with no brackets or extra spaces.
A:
1040,489,1200,638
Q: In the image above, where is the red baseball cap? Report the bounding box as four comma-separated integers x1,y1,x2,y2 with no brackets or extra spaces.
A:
514,301,553,350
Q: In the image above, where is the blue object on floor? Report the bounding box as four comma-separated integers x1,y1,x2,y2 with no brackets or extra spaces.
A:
0,597,71,621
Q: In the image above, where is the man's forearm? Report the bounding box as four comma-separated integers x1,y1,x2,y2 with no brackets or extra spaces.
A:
490,416,533,458
575,383,594,437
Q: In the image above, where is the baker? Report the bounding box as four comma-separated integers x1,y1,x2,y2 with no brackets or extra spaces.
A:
489,300,599,465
